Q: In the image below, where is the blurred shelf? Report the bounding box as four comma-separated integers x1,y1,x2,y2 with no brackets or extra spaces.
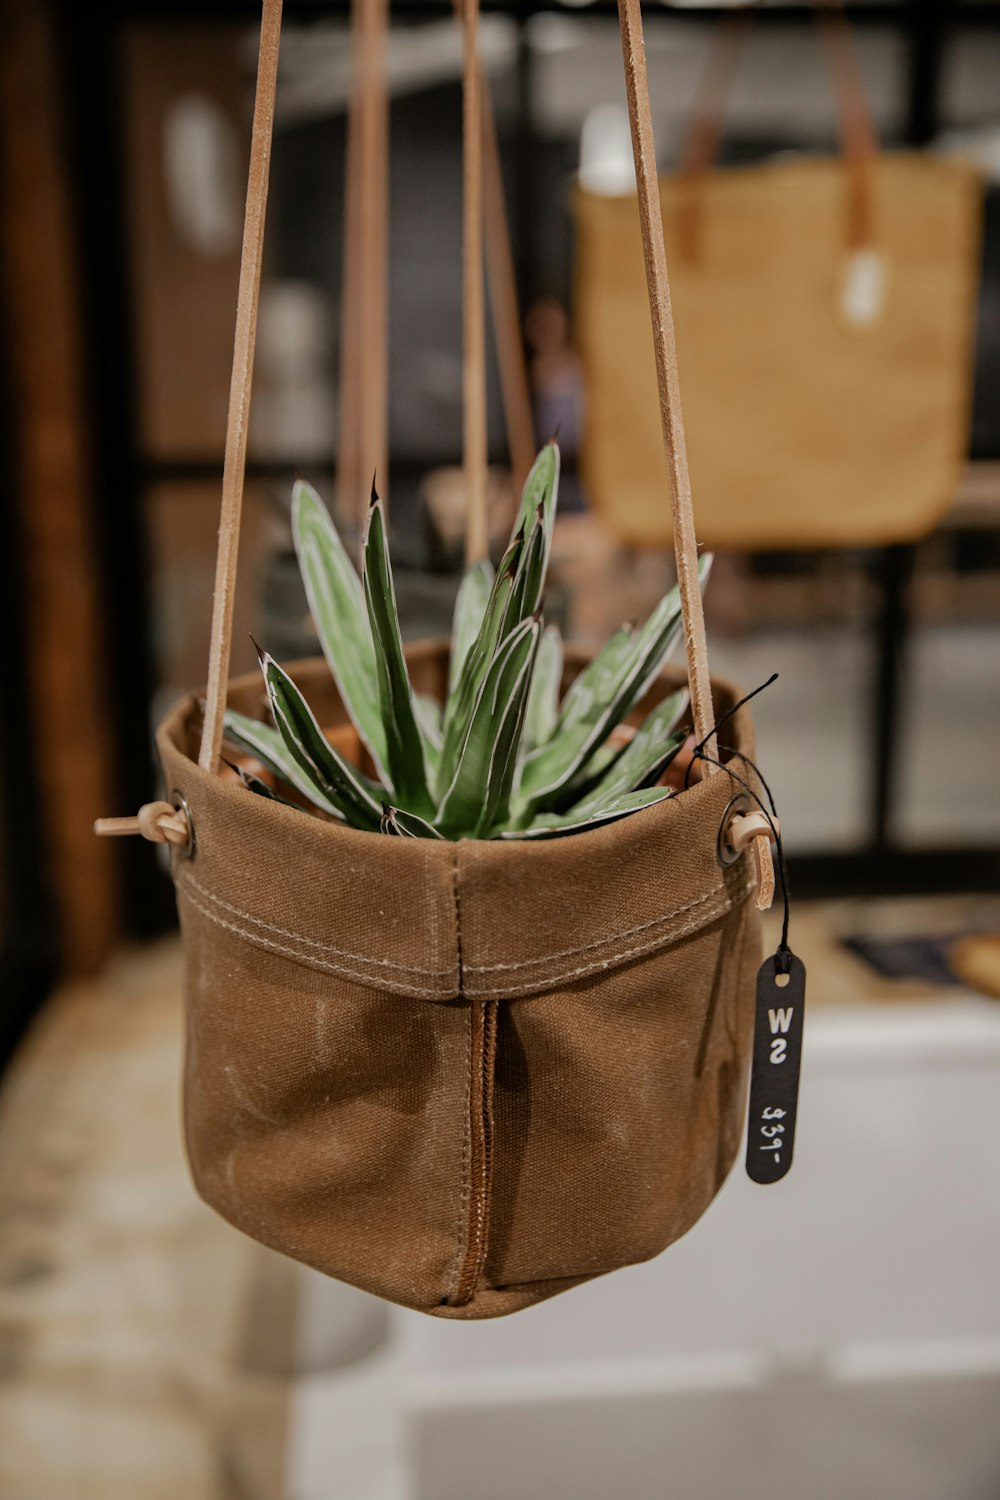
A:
94,1,1000,26
948,460,1000,527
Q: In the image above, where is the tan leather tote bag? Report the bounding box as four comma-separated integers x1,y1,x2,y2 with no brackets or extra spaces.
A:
99,0,769,1319
575,5,982,550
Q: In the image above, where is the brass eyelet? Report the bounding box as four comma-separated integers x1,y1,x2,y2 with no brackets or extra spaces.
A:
717,792,751,868
170,790,196,860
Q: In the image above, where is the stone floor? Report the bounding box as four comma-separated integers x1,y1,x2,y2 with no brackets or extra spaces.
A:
0,939,295,1500
1,895,998,1498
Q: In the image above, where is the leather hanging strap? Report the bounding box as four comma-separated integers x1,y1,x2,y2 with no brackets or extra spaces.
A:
199,0,283,774
338,0,389,533
462,0,489,565
452,0,534,494
481,67,535,491
678,0,877,252
336,21,362,528
356,0,390,518
617,0,716,765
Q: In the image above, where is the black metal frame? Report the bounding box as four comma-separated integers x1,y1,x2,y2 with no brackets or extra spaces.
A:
67,1,1000,24
50,0,1000,937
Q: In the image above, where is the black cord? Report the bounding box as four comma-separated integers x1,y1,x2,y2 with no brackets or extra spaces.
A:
683,673,792,970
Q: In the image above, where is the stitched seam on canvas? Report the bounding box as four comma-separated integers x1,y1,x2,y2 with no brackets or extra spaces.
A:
465,881,753,997
466,881,743,975
178,869,454,977
446,846,473,1304
178,888,457,999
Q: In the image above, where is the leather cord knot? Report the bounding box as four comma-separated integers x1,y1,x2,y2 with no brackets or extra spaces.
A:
94,800,191,850
727,810,777,912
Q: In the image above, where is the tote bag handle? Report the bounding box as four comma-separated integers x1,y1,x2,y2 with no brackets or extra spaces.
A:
678,0,878,253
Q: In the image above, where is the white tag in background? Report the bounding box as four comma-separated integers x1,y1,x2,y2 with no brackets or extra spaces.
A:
840,247,888,329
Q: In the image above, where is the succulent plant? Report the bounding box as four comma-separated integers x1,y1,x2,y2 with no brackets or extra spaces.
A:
223,443,709,840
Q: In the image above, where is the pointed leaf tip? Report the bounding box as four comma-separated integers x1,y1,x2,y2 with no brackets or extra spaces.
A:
369,473,379,508
249,633,266,665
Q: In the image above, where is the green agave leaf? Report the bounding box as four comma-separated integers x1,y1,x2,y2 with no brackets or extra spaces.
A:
449,559,494,695
500,515,547,638
437,447,557,797
259,649,384,830
556,621,635,734
509,441,559,563
436,616,540,838
530,737,624,819
522,515,549,616
521,556,711,808
480,625,540,836
517,637,664,808
291,481,389,781
553,686,689,815
223,709,343,812
380,805,445,839
497,445,559,639
500,785,673,840
521,624,563,757
569,688,689,819
414,692,443,773
439,535,523,788
362,489,432,816
222,757,301,809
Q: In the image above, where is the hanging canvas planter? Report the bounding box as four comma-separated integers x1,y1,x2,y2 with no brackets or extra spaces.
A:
98,0,785,1319
157,649,760,1317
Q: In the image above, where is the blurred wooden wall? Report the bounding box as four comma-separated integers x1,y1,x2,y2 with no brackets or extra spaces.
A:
0,0,119,974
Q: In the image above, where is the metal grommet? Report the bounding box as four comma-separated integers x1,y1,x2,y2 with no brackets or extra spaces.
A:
170,790,196,861
717,792,751,868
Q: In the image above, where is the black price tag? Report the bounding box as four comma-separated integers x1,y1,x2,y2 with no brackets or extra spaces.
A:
745,951,806,1185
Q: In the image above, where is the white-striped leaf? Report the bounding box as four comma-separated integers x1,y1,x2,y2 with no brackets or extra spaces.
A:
259,650,384,830
414,693,444,789
439,533,523,786
480,627,540,835
449,559,494,695
362,490,432,815
556,621,635,734
223,709,344,813
520,557,710,806
520,624,563,758
509,441,559,574
222,757,302,809
435,617,539,837
500,786,673,840
570,689,689,819
291,481,389,781
380,805,445,839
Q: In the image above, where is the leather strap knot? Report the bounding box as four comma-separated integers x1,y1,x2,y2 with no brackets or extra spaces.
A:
94,801,191,849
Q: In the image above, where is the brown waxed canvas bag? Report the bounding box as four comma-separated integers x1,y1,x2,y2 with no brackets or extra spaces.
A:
157,645,761,1318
